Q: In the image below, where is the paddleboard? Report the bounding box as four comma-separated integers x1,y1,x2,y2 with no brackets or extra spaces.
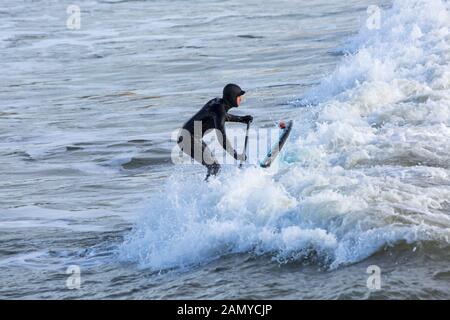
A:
259,120,293,168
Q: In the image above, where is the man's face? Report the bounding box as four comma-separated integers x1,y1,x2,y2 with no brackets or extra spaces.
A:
237,95,243,106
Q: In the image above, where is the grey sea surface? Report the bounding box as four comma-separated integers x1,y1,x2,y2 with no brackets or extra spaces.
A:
1,0,450,299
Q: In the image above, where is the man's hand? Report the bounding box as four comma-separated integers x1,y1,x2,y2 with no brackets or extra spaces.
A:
237,153,247,162
242,115,253,124
234,151,247,162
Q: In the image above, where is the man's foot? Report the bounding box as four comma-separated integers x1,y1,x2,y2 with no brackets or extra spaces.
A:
205,163,221,181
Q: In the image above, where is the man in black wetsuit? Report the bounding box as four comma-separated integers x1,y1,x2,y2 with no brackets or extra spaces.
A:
177,84,253,179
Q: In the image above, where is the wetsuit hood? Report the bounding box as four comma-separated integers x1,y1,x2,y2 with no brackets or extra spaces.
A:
223,84,245,109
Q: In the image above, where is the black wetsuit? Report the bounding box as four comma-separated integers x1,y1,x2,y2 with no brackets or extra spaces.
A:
177,84,252,179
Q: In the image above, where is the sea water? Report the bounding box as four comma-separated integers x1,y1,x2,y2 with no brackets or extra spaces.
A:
1,0,449,299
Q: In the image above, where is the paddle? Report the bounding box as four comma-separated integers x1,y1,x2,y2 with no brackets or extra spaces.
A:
239,122,251,168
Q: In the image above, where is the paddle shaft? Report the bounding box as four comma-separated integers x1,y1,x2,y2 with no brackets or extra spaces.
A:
239,122,251,168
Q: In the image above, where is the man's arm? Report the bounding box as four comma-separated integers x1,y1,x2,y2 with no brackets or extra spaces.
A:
213,110,242,160
226,113,253,124
226,113,246,123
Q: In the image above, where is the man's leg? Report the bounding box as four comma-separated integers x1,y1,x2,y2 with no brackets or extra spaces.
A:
201,141,221,180
178,137,220,179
